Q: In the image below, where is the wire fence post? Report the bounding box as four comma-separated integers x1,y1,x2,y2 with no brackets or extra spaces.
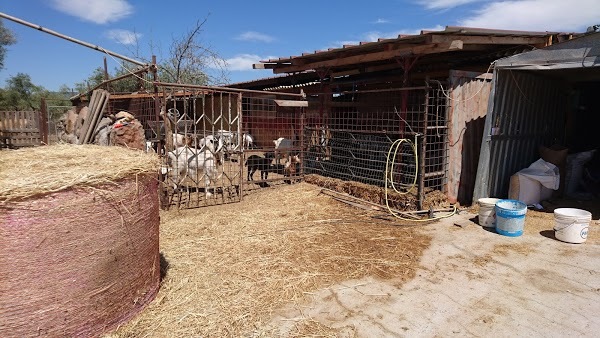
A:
418,88,430,210
238,92,244,202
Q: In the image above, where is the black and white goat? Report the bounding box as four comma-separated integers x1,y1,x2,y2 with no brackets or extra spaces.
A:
273,137,293,164
245,152,275,183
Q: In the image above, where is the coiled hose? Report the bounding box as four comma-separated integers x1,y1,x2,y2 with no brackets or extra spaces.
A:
384,134,456,221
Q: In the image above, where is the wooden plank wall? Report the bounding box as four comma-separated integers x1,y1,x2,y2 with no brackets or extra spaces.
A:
0,111,42,148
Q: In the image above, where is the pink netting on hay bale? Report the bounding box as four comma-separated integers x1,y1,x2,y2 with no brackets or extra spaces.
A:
0,175,160,338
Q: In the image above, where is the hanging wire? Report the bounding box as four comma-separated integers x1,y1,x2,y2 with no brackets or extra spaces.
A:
430,61,495,103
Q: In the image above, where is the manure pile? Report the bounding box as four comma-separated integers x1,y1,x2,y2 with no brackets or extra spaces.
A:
304,174,448,211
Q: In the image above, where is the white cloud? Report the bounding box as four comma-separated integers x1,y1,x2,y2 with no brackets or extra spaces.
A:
373,18,390,24
235,31,275,43
105,29,141,45
419,0,482,10
459,0,600,32
50,0,133,24
222,54,274,71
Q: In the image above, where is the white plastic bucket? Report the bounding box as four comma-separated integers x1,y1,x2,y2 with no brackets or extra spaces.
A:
554,208,592,244
478,198,500,227
495,199,527,237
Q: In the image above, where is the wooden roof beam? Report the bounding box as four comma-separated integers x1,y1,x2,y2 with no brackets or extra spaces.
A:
430,34,548,46
272,41,461,74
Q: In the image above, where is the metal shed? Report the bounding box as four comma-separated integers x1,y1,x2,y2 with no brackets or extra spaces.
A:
232,26,576,206
474,32,600,202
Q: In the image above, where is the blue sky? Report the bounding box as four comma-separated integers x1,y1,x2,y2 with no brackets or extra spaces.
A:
1,0,598,91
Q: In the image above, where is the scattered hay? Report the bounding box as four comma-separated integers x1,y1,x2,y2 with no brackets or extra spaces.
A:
492,243,535,256
304,174,448,211
107,183,431,337
472,254,494,268
288,320,353,338
0,144,159,203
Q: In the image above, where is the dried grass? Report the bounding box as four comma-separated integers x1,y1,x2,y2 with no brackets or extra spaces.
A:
492,243,535,256
107,182,431,337
0,144,159,203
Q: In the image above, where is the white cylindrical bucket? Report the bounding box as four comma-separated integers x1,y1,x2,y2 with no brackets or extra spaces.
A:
478,198,500,227
554,208,592,244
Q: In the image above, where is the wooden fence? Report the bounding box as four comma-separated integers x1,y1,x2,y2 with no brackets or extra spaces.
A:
0,110,48,149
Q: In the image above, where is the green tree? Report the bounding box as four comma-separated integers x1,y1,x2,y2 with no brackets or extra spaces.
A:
0,19,17,71
0,73,47,110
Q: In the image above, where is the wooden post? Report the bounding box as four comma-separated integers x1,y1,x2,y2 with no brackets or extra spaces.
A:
163,87,174,152
151,56,168,208
39,98,49,145
103,57,110,92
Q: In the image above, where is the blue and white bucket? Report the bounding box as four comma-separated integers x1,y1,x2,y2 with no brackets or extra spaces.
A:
495,199,527,237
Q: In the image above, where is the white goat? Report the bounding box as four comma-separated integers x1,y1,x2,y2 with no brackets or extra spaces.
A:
173,133,192,147
273,137,293,164
198,135,224,155
166,139,223,198
216,130,255,150
242,133,255,149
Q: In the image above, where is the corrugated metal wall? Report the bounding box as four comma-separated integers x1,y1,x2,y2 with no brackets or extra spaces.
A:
486,70,568,198
447,70,492,205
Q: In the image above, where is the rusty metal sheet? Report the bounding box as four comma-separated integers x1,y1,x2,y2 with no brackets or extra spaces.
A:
446,70,492,205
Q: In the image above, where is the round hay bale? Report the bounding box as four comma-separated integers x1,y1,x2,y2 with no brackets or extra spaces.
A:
0,144,160,337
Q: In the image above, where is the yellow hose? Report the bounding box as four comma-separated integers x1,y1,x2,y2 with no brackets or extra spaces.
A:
384,135,456,221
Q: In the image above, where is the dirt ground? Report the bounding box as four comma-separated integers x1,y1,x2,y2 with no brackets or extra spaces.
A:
106,182,600,337
269,209,600,337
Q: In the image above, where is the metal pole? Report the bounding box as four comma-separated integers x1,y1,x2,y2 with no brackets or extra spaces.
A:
300,106,305,178
69,65,153,101
418,89,429,210
238,92,244,202
153,56,168,209
0,11,146,67
152,81,305,97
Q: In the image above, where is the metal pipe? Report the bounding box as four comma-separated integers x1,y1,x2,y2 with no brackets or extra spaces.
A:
152,81,305,97
0,11,146,67
237,92,244,202
418,89,429,210
69,65,153,101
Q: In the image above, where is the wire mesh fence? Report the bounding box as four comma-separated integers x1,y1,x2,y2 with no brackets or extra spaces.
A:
66,65,449,210
143,84,305,209
302,84,448,208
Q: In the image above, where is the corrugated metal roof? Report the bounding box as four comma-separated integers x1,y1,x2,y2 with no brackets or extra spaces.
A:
494,31,600,69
